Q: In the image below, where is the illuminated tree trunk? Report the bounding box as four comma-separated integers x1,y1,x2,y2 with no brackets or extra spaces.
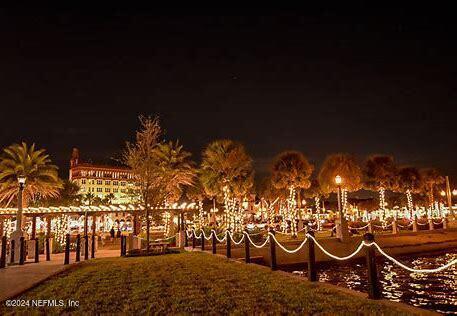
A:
406,189,413,218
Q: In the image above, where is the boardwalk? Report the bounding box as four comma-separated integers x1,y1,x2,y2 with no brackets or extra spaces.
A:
0,249,119,302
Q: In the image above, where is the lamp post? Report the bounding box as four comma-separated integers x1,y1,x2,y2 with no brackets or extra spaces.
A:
335,175,349,242
11,175,27,263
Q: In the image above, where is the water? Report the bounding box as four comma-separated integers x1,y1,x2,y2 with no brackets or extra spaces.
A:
287,250,457,314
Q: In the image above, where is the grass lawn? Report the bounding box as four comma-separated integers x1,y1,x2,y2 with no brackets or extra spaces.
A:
1,252,419,315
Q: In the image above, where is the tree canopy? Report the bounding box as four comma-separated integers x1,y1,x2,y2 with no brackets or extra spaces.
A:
318,153,363,194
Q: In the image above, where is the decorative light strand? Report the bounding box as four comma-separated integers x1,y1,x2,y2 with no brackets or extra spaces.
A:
371,242,457,273
269,233,308,254
245,233,270,248
306,234,365,261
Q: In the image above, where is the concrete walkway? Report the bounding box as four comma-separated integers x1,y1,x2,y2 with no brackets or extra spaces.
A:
0,249,119,301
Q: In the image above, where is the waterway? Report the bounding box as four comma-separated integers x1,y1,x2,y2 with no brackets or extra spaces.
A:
286,249,457,314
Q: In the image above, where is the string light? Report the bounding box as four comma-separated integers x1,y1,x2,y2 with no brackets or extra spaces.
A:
54,214,69,247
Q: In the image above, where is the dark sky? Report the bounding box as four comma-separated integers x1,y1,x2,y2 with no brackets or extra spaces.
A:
1,6,456,182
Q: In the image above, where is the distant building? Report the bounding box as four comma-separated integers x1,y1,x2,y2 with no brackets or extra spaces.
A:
69,148,138,204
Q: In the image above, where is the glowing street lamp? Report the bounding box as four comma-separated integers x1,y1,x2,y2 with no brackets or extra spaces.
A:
16,175,27,231
334,175,349,241
440,190,446,197
453,189,457,196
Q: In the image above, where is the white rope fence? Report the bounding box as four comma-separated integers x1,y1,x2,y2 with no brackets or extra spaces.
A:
348,223,369,230
306,234,365,261
370,243,457,273
268,233,308,254
228,232,245,245
244,233,270,248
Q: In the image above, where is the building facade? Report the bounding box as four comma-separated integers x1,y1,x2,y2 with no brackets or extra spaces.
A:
69,148,139,204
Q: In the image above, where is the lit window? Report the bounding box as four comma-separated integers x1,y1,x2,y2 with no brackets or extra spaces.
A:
113,181,118,186
105,188,110,192
97,180,102,185
105,180,111,185
97,188,102,192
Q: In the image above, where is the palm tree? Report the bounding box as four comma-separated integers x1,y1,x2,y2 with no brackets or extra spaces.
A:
0,142,62,207
318,153,362,240
200,140,254,231
396,166,422,215
420,168,445,209
102,193,116,205
46,179,82,206
152,140,196,206
318,153,363,195
271,151,313,236
364,155,398,214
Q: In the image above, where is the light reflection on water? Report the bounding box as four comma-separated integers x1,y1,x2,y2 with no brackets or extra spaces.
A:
290,250,457,314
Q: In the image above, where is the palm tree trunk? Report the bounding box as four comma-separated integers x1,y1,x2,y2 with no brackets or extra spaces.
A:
146,208,150,254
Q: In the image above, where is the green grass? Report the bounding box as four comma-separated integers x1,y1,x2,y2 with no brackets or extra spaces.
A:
1,252,417,315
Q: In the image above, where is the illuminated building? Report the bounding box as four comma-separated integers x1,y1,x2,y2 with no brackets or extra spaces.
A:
69,148,138,204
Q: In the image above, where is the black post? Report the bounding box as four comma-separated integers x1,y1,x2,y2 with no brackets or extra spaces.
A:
306,228,317,281
10,239,15,264
91,235,95,259
364,233,381,299
64,233,70,265
0,236,6,268
192,231,196,249
75,234,81,262
19,236,25,265
244,231,250,263
226,231,231,258
212,231,217,254
201,231,205,251
45,238,50,261
84,235,89,260
185,230,189,247
123,236,127,256
269,228,277,270
34,238,39,263
120,236,124,256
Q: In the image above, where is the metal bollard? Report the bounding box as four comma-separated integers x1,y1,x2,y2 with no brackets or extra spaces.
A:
269,228,277,271
64,234,70,265
201,231,205,251
363,233,381,299
10,239,15,264
306,228,317,281
412,216,418,232
91,235,95,258
244,231,250,264
19,237,25,265
428,218,434,231
212,231,217,254
226,231,232,258
0,236,6,268
34,238,39,263
84,235,89,260
45,238,50,261
76,234,81,262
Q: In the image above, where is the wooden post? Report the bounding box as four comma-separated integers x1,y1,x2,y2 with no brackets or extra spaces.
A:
122,236,127,255
76,234,81,262
226,231,231,258
0,217,4,237
46,216,52,238
212,231,216,254
84,234,89,260
64,234,70,265
31,216,37,240
34,238,39,263
368,221,373,234
133,214,138,236
412,216,418,232
428,218,434,231
19,236,25,265
443,217,448,229
10,239,15,264
269,228,277,270
201,231,205,251
363,233,381,299
0,236,6,268
185,230,189,247
120,235,124,256
306,228,317,281
192,231,196,249
392,219,398,234
244,231,250,263
91,235,95,258
45,238,50,261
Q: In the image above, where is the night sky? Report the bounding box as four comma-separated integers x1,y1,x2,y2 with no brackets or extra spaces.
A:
1,6,456,182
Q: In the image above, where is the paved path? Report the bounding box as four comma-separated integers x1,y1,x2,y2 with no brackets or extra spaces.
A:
0,249,119,301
